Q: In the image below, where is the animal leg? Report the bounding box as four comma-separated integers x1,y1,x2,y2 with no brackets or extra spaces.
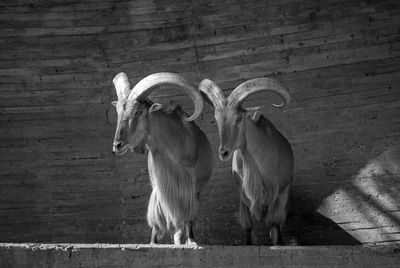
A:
150,227,158,244
269,223,283,245
239,190,253,245
245,228,253,246
173,229,184,245
266,185,290,245
185,221,197,246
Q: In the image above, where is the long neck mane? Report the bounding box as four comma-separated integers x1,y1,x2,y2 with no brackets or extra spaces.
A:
148,149,197,230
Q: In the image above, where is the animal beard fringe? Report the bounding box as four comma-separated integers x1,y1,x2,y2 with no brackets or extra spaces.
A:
146,151,197,233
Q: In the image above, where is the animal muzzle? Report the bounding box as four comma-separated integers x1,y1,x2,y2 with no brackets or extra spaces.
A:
218,146,232,161
112,140,124,153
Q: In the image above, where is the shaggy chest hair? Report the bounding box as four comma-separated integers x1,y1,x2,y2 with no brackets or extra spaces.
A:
147,150,197,232
241,150,279,221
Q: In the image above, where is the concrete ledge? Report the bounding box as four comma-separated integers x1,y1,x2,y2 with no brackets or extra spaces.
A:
0,243,399,267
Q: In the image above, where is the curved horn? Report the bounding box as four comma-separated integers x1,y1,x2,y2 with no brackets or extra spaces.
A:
113,72,131,100
199,79,225,109
128,72,203,121
227,78,291,109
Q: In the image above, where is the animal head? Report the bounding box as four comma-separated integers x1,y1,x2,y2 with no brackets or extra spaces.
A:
112,72,204,155
199,78,290,161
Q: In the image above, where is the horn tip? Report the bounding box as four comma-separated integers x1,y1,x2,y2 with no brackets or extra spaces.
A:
113,72,128,82
272,95,291,108
184,100,204,122
272,102,285,108
184,113,200,121
199,78,212,86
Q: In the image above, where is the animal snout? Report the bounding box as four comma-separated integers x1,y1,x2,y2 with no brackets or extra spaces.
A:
113,140,123,151
220,150,229,158
219,146,231,160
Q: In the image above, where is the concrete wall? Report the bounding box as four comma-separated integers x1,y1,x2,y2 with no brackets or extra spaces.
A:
0,244,399,268
0,0,399,245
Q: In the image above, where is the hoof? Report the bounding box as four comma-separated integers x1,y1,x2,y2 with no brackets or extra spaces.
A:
269,225,283,245
186,239,198,246
245,228,253,245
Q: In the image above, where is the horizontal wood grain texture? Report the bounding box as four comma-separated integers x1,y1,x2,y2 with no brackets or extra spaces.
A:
0,0,399,246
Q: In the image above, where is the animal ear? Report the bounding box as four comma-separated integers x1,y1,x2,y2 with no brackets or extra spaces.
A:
245,106,264,121
251,111,263,121
245,105,264,112
149,103,163,113
111,101,117,107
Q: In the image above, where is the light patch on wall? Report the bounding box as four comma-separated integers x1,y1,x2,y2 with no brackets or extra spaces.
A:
318,150,400,245
356,150,400,179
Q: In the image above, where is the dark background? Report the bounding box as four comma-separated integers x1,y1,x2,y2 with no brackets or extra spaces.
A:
0,0,399,245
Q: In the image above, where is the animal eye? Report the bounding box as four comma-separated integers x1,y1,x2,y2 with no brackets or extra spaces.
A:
135,110,143,116
236,116,242,122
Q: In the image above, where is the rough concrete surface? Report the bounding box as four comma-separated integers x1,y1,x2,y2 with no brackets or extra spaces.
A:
0,243,399,268
1,0,400,247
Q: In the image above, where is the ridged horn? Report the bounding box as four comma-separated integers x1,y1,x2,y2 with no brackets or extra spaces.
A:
128,72,203,121
198,79,225,109
227,78,291,109
113,72,131,100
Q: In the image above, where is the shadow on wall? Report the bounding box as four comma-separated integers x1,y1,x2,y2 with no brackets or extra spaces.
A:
286,149,400,246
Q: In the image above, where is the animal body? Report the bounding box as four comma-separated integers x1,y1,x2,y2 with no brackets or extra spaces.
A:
199,78,293,245
112,72,213,245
